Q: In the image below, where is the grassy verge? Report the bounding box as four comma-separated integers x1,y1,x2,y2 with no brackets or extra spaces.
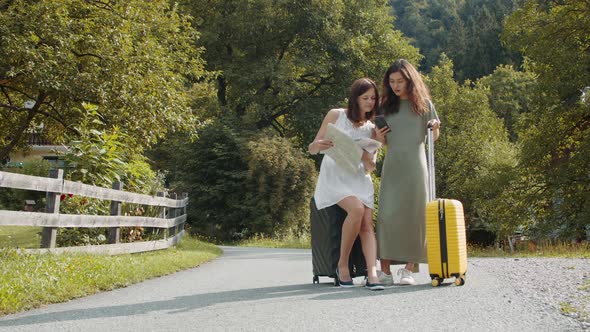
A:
6,224,587,259
237,235,590,259
236,234,311,249
0,226,42,248
0,236,221,316
469,242,590,258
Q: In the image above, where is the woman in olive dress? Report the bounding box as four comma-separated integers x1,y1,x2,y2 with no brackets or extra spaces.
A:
374,59,441,286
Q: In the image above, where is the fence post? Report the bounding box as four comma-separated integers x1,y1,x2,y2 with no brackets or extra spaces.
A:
169,193,177,237
108,181,123,244
180,192,188,234
41,169,63,248
157,191,167,239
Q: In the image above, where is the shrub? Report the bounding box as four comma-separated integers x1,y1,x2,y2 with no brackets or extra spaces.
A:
171,121,317,242
0,160,52,211
243,133,317,238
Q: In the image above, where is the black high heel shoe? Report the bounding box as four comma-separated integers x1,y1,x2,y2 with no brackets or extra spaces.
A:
336,267,354,288
364,279,385,291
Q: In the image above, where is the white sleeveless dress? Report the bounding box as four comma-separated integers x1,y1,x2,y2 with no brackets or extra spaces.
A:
314,109,375,210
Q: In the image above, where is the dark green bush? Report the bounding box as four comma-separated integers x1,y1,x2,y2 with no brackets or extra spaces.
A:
243,133,317,238
0,160,52,211
170,121,317,242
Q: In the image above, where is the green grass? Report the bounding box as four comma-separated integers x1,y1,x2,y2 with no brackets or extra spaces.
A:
0,226,42,248
237,234,590,259
560,302,580,315
235,233,311,249
560,301,588,321
468,241,590,258
5,224,586,258
0,235,221,316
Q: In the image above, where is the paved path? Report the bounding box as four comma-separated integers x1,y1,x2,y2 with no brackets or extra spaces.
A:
0,247,581,331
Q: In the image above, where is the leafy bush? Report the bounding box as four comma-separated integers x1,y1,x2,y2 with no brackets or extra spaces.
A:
167,121,317,242
243,133,317,238
0,160,52,212
55,107,169,246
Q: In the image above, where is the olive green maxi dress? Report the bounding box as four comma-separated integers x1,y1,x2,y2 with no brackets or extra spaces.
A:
376,100,439,264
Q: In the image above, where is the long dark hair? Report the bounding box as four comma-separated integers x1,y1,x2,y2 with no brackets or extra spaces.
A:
380,59,430,116
347,78,379,123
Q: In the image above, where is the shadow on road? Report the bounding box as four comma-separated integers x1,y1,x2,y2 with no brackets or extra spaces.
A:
0,282,438,327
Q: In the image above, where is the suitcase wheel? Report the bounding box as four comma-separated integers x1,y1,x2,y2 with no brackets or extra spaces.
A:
333,277,340,287
431,277,443,287
454,276,466,286
313,275,319,284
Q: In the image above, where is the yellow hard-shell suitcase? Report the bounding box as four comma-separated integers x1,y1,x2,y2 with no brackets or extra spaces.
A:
425,126,467,287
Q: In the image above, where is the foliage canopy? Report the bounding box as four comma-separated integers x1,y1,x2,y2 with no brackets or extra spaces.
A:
161,122,317,242
180,0,420,145
0,0,207,161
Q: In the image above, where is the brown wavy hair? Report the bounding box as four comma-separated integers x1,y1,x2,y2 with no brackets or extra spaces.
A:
380,59,431,116
346,78,379,123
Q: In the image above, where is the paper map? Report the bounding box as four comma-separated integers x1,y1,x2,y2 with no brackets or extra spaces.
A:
321,123,382,174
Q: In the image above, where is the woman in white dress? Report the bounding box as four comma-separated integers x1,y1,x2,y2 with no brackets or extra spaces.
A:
308,78,384,290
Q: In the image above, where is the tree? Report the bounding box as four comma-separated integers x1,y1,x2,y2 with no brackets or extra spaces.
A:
502,0,590,240
389,0,461,73
457,0,520,80
180,0,420,146
502,0,590,102
389,0,520,81
512,102,590,239
0,0,208,161
478,65,537,142
426,55,519,239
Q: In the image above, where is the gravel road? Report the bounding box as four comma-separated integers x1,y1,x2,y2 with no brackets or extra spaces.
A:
472,257,589,330
0,247,588,331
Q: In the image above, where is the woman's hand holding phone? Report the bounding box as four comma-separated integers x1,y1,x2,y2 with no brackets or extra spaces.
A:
374,115,389,130
374,115,390,144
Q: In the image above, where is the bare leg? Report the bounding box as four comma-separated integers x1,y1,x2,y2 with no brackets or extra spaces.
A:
336,196,365,282
358,207,379,284
381,262,415,274
380,258,392,275
399,262,417,285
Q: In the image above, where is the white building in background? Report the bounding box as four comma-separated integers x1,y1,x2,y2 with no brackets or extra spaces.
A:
4,101,68,169
5,124,67,169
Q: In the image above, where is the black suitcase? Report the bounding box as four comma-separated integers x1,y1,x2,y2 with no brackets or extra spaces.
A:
310,198,367,286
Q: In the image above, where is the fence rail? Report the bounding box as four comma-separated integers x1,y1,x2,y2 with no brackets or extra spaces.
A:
0,171,187,207
0,170,188,255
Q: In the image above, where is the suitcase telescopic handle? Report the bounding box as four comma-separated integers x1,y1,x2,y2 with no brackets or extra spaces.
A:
427,124,436,201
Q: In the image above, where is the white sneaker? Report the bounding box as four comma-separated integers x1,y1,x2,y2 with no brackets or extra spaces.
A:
377,271,394,286
397,268,417,285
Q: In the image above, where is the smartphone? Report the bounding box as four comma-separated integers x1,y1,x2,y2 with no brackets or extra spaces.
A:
374,115,389,130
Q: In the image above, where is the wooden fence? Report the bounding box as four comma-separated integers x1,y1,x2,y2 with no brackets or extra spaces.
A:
0,169,188,255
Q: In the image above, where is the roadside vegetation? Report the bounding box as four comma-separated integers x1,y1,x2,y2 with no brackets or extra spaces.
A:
236,233,311,249
0,226,41,249
237,235,590,259
468,242,590,259
0,236,221,316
